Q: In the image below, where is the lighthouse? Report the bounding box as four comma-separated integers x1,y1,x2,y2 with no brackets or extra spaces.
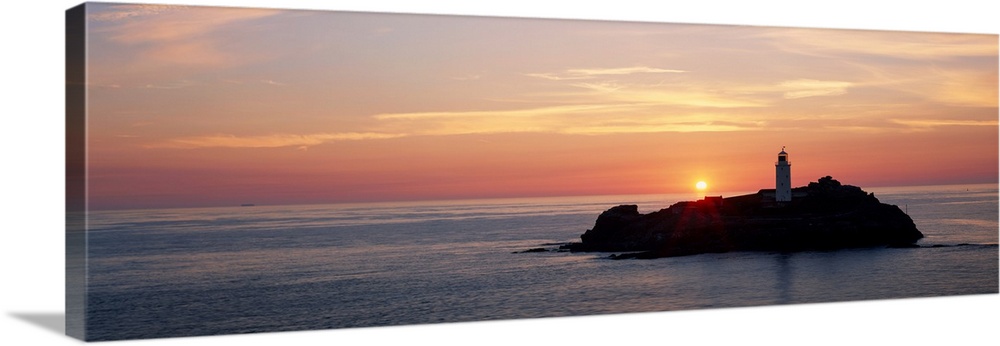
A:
775,147,791,202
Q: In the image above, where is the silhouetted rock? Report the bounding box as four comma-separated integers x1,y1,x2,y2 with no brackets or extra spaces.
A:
561,177,923,259
515,248,550,253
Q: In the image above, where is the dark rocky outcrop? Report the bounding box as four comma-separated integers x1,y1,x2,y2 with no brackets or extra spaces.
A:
514,248,550,253
561,177,923,259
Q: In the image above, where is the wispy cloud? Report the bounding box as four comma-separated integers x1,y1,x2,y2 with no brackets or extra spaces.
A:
525,65,773,110
920,69,999,108
372,104,647,135
451,74,482,81
87,4,186,22
567,67,688,76
778,79,854,99
842,65,998,108
525,66,686,81
372,104,764,136
90,5,283,67
891,119,1000,128
561,118,764,135
630,90,767,108
559,83,770,108
142,80,199,89
98,7,281,44
149,132,405,149
373,104,639,121
261,79,287,86
569,82,625,93
764,29,998,61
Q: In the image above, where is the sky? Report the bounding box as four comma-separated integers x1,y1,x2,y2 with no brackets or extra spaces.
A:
80,3,999,210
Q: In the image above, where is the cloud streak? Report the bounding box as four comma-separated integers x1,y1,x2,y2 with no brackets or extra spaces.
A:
778,79,854,99
87,4,187,22
99,7,282,44
890,119,999,128
764,29,998,61
149,132,405,149
372,103,768,136
525,66,686,81
373,104,640,120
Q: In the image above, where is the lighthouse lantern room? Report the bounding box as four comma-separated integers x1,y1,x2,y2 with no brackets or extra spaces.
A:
775,147,791,202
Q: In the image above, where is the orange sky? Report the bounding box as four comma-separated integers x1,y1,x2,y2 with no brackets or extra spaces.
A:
82,4,999,210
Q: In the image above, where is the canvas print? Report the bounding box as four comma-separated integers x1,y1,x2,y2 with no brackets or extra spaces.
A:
66,2,999,341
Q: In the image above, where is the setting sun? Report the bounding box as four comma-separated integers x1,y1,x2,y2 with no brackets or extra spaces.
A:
696,181,708,190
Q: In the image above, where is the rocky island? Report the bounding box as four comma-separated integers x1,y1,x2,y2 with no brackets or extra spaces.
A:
560,176,923,259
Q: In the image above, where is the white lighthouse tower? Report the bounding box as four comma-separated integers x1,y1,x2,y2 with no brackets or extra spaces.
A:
775,147,791,202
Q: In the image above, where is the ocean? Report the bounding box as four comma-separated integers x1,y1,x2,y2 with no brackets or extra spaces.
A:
81,184,998,341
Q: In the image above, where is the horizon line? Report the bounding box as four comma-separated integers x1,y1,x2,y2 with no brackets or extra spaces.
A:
86,180,999,212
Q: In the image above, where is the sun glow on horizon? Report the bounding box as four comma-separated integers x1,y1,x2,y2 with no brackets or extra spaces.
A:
696,181,708,191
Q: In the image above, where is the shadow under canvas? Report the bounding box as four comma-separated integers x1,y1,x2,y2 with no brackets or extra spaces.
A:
10,313,66,336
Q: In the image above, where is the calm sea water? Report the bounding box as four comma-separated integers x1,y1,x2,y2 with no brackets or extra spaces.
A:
83,184,998,341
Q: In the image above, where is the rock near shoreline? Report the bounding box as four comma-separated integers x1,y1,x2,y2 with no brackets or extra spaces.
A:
560,176,923,259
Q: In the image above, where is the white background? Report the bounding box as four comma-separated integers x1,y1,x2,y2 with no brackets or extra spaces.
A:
1,1,997,345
